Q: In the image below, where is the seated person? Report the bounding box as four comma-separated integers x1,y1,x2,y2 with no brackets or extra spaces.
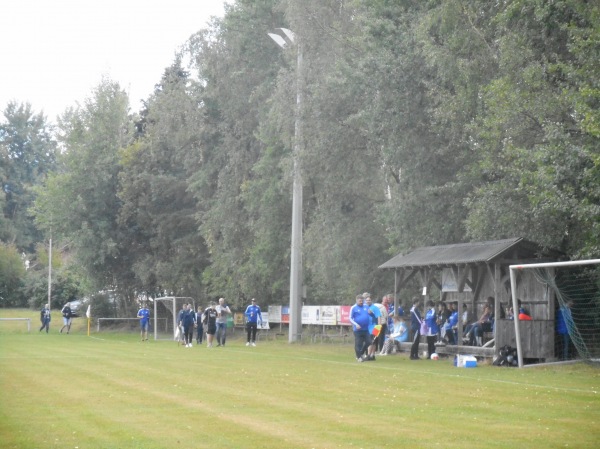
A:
518,309,532,320
438,302,459,345
517,299,531,318
464,303,492,346
379,315,408,355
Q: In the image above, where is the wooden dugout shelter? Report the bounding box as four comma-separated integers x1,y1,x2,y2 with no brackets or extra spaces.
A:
379,238,562,360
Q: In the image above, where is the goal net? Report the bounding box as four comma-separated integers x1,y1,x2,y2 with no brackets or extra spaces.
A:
96,317,168,333
510,259,600,366
153,296,196,341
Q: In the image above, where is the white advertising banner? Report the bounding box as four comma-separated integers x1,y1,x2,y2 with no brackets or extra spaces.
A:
268,305,282,323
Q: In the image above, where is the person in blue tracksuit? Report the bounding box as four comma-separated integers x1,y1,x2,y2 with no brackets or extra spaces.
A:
137,303,150,341
556,300,574,360
424,300,440,358
442,302,459,345
350,295,371,362
244,298,263,346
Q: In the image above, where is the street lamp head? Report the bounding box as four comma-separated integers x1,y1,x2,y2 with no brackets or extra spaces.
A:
268,33,288,49
268,27,295,49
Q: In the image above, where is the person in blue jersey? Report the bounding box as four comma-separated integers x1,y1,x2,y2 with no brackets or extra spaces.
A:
244,298,263,347
137,303,151,341
364,294,382,361
556,300,574,360
350,294,371,362
202,302,218,347
409,297,422,360
438,301,459,345
180,303,196,348
424,300,439,358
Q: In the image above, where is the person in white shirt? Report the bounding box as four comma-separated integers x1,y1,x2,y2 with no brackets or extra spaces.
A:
215,297,231,347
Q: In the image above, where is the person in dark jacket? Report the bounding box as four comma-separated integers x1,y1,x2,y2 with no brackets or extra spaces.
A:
39,304,51,333
180,303,196,348
60,302,74,334
409,297,422,360
203,302,218,347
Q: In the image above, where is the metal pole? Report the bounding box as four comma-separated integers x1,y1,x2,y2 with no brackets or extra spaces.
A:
267,28,303,343
509,266,524,368
289,41,303,343
511,259,600,269
47,237,52,310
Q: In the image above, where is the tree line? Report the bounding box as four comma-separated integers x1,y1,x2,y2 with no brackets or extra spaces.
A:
1,0,598,313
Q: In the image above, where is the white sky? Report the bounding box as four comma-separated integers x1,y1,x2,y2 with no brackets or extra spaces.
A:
0,0,226,124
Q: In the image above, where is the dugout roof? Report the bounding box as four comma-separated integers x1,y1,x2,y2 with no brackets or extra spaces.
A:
379,237,552,269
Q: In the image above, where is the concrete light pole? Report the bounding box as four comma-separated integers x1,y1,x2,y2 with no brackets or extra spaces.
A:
268,28,303,343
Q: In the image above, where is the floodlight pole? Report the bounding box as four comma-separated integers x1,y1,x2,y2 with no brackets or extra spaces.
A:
47,236,52,310
268,28,303,343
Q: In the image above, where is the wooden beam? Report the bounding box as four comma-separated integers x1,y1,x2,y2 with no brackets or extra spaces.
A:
457,265,469,292
395,268,417,291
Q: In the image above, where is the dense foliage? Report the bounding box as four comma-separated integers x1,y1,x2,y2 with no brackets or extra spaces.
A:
1,0,598,311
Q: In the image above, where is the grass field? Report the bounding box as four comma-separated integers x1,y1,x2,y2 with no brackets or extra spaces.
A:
1,309,599,449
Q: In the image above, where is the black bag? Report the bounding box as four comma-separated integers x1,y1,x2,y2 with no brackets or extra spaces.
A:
493,345,518,367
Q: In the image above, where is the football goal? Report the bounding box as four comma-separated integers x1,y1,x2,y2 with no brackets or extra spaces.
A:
510,259,600,367
0,318,31,332
153,296,196,341
96,317,168,333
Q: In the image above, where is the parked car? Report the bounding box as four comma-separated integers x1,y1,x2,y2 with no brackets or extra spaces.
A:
67,299,87,317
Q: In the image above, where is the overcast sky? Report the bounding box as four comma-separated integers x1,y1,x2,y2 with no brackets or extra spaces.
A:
0,0,226,123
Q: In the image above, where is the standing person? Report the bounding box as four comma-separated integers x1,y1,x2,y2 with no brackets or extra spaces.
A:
424,300,439,358
374,297,389,354
177,303,187,345
409,297,422,360
215,297,232,347
203,302,218,347
350,294,371,362
556,300,574,360
137,303,151,341
382,295,394,333
181,303,196,347
244,298,263,346
364,294,381,361
195,305,204,345
60,302,73,334
39,303,51,333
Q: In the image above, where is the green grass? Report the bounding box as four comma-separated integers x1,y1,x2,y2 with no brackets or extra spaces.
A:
1,309,599,449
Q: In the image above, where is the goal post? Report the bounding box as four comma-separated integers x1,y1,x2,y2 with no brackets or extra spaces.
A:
96,317,168,333
510,259,600,367
0,318,31,332
153,296,195,341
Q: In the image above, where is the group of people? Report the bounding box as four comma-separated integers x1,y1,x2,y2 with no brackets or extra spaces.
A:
170,298,231,348
136,297,263,347
352,294,525,362
38,302,75,334
349,292,409,362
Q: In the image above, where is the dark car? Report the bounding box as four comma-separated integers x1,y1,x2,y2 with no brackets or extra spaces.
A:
67,300,85,317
